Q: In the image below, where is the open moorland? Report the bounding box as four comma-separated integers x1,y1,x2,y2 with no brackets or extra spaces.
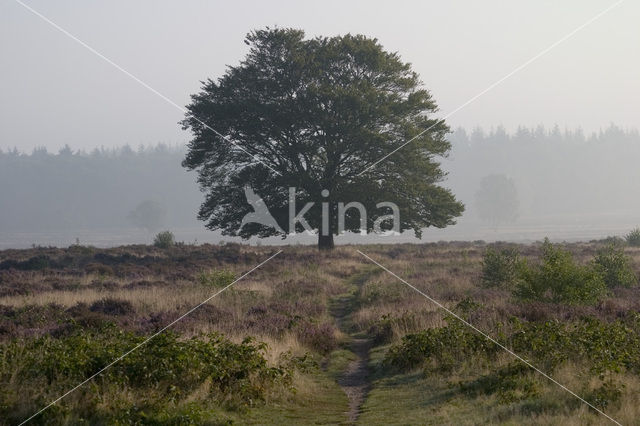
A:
2,239,640,425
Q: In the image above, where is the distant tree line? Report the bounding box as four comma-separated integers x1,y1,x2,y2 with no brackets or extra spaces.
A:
0,144,201,232
444,124,640,223
1,123,638,234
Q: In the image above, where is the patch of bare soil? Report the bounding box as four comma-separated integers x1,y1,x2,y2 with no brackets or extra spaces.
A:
330,269,379,423
337,336,372,423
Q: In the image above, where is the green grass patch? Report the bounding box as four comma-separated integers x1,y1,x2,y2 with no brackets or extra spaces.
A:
325,349,358,381
239,371,349,425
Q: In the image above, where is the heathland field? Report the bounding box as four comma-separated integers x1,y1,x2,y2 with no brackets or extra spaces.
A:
2,240,640,425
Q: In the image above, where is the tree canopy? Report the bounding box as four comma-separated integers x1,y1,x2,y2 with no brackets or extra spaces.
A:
182,28,464,248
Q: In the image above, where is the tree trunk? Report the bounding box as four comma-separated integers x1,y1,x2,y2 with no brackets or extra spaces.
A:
318,233,334,250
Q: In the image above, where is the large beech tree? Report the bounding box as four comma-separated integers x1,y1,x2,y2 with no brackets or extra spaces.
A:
182,28,463,249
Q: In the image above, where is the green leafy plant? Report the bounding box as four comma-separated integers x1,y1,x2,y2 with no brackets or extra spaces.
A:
597,235,625,245
0,327,294,422
514,239,607,305
384,316,498,372
384,315,640,412
625,228,640,247
198,269,236,288
457,362,540,404
480,247,523,289
587,381,624,410
594,244,637,288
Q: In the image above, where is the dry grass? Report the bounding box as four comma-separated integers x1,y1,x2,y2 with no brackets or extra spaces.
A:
2,241,640,424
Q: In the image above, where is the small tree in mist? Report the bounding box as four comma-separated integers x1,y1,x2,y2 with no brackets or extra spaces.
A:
153,230,175,248
475,174,518,228
128,200,166,233
625,228,640,247
481,247,523,290
594,244,637,288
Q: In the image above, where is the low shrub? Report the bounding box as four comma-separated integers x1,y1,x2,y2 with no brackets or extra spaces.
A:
198,269,236,288
594,244,637,289
384,317,498,372
84,262,114,276
216,243,243,263
508,316,640,376
64,303,115,330
481,247,523,289
586,381,624,410
455,297,483,315
0,327,294,422
153,231,175,249
457,362,540,404
595,235,626,246
369,315,395,345
625,228,640,247
89,298,135,316
514,239,607,305
385,315,640,410
0,255,51,271
388,315,640,374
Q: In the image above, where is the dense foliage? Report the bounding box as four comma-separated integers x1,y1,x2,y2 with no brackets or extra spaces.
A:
594,244,637,288
625,228,640,247
480,247,522,289
384,317,498,372
385,315,640,409
481,239,639,304
197,268,236,288
0,326,295,423
182,28,464,248
515,239,607,304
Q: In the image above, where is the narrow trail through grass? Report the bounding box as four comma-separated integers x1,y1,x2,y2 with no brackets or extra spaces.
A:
329,268,380,423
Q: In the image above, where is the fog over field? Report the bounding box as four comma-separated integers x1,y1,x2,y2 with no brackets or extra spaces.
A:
1,123,639,248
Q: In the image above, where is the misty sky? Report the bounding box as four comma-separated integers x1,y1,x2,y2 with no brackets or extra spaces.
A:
1,0,638,152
